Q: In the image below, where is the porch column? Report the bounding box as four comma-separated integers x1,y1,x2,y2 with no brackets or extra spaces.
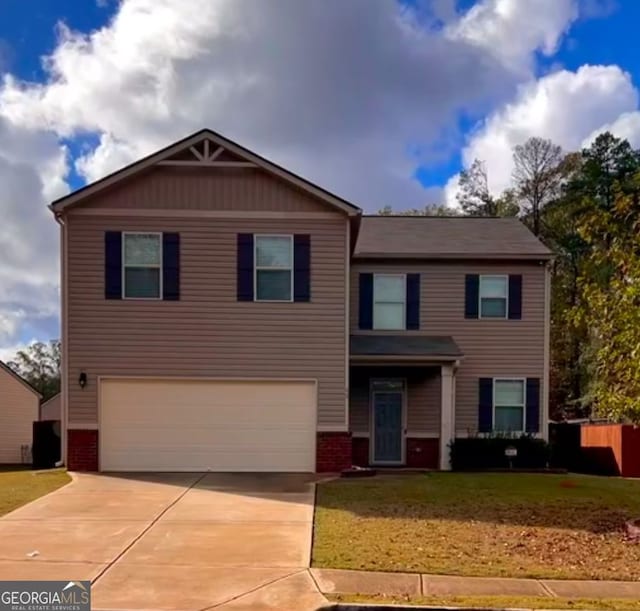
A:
439,364,455,470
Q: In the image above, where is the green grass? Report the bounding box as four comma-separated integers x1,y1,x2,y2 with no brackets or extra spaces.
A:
313,472,640,580
330,593,640,610
0,468,71,516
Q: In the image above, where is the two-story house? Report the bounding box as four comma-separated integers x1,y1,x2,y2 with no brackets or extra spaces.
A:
50,129,551,473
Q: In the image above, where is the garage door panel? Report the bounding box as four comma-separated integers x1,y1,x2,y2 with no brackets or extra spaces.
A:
100,379,316,472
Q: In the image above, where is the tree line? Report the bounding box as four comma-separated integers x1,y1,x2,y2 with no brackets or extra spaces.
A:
381,132,640,423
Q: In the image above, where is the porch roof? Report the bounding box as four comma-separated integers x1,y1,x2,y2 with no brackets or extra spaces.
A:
350,334,463,362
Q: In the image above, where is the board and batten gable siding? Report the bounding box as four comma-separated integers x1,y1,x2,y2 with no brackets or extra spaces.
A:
0,367,39,463
65,167,349,430
351,261,546,433
76,167,331,213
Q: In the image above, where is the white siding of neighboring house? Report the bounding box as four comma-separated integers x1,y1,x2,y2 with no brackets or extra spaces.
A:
40,393,61,421
0,366,40,463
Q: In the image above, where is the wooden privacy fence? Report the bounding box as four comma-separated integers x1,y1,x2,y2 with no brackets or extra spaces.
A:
580,424,640,477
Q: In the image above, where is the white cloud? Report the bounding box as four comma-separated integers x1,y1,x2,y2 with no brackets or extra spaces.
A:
447,0,579,74
0,0,598,350
447,64,639,203
0,119,65,347
0,338,41,363
583,110,640,148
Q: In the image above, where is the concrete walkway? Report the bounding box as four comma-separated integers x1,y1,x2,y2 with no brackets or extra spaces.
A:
312,567,640,600
0,472,326,611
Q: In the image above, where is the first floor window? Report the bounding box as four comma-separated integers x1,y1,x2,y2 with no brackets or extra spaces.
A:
255,235,293,301
373,274,406,330
123,232,162,299
494,379,525,432
480,275,508,318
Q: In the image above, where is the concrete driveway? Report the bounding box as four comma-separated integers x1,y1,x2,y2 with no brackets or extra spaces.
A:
0,472,327,611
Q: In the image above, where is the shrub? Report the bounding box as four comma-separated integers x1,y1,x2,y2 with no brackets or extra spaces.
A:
450,434,551,471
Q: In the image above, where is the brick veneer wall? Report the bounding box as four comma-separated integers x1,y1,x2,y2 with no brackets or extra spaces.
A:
406,438,439,468
67,429,98,471
350,436,440,468
316,432,352,472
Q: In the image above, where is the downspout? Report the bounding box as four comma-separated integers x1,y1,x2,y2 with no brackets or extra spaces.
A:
52,210,67,468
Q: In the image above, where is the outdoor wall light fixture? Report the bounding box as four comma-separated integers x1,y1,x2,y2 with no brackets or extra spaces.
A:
78,372,87,389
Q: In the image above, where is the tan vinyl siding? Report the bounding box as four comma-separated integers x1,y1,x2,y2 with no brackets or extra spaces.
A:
351,262,545,433
65,169,348,429
78,167,330,213
350,366,441,434
0,368,39,463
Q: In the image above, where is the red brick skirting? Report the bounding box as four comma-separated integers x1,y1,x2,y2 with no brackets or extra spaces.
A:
406,438,439,468
349,436,440,468
67,429,99,471
317,432,352,472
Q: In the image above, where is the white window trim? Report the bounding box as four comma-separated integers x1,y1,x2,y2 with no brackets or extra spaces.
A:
122,231,163,300
479,274,509,319
254,234,294,302
373,273,406,330
492,377,526,433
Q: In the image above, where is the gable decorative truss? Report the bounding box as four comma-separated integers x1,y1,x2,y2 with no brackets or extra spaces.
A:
157,138,257,168
50,128,361,216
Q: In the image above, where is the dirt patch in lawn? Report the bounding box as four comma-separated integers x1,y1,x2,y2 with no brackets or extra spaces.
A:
313,473,640,580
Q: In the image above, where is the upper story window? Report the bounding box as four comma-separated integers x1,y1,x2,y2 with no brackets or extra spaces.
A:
123,232,162,299
479,275,507,318
493,378,525,432
255,235,293,301
373,274,406,330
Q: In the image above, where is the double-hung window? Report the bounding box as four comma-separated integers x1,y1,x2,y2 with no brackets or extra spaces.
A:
255,235,293,301
494,379,525,432
123,232,162,299
373,274,405,330
479,275,508,318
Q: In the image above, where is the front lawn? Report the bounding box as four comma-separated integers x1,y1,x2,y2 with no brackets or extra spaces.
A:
0,467,71,516
313,473,640,580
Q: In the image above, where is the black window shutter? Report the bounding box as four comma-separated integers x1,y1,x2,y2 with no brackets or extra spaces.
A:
237,233,254,301
526,378,541,433
508,274,522,320
293,234,311,302
478,378,493,433
105,231,122,300
162,233,180,301
359,273,373,330
465,274,479,319
406,273,420,330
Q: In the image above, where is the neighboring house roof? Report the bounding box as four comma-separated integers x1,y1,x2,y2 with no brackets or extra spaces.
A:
350,335,463,361
50,128,361,217
354,216,552,260
0,360,43,399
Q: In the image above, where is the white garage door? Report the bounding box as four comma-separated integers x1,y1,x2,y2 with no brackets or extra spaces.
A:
100,378,317,472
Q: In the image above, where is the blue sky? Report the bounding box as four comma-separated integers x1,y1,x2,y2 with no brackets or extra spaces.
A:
1,0,640,356
1,0,639,193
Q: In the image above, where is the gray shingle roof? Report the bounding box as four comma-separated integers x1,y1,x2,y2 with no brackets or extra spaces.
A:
354,216,552,259
350,335,463,359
